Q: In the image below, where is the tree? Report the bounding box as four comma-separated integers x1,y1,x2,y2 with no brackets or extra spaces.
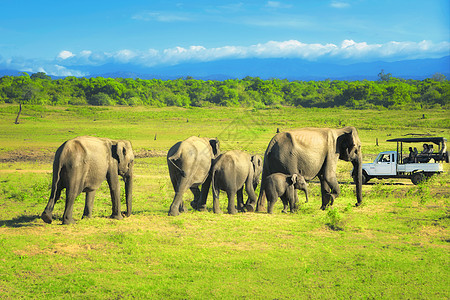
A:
88,92,114,106
378,69,392,82
31,72,51,80
431,73,446,82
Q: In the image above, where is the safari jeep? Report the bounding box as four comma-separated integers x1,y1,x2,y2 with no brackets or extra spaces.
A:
358,137,448,185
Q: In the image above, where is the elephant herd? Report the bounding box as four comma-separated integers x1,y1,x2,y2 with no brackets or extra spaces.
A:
41,127,363,225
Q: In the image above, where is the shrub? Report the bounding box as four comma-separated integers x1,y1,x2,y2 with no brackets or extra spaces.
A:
325,207,345,231
89,92,114,106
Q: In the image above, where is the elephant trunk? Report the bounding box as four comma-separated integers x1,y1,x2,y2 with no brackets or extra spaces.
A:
352,152,363,206
124,172,133,217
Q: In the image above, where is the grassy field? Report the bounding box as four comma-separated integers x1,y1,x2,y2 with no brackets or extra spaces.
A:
0,104,449,299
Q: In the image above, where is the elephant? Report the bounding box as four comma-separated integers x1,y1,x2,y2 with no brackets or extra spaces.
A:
262,173,309,214
247,126,362,212
167,136,220,216
211,150,263,214
41,136,134,225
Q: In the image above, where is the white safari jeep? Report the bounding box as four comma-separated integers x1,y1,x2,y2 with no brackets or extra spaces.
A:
359,137,448,185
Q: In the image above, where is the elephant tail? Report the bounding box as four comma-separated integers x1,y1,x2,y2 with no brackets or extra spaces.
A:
168,153,186,177
49,145,65,202
211,169,219,199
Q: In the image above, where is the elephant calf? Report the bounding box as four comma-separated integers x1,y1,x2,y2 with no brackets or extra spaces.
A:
261,173,308,214
211,150,263,214
41,136,134,225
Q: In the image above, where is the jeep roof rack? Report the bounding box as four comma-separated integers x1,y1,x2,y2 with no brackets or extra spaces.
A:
387,137,447,145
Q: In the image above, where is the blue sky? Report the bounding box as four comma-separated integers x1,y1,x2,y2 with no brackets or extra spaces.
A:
0,0,449,76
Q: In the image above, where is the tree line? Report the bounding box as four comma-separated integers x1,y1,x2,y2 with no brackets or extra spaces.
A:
0,72,448,109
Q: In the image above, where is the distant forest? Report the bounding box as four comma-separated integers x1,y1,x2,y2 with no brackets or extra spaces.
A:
0,71,448,109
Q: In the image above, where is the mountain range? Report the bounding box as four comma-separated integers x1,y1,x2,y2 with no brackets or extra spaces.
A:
1,56,449,81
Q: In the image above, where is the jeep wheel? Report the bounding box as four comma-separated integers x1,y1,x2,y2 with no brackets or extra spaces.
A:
357,172,370,185
411,172,424,185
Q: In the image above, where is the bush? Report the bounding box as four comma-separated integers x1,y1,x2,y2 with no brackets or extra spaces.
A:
88,92,114,106
325,207,345,231
68,97,88,105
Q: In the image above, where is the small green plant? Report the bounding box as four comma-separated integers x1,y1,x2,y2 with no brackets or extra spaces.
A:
325,207,345,231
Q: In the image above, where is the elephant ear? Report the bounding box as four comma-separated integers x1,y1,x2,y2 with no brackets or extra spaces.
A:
287,174,298,186
115,141,126,164
251,155,262,172
336,127,359,161
209,138,220,158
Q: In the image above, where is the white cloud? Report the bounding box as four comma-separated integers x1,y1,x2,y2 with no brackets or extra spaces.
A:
0,55,87,76
57,50,75,60
116,49,137,63
1,40,449,76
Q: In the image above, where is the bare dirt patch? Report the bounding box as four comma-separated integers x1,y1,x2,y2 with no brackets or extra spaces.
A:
135,149,166,158
0,148,165,164
0,148,54,163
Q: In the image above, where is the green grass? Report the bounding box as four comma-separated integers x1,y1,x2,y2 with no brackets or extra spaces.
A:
0,104,449,299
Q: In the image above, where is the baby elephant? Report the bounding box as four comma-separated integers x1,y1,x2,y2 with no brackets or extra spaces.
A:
262,173,308,214
211,150,263,214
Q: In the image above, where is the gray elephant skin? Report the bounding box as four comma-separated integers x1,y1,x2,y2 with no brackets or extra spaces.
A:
211,150,263,214
167,136,220,216
263,173,308,214
248,126,362,211
41,136,134,225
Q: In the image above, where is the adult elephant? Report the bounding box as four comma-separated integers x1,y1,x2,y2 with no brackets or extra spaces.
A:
41,136,134,225
247,126,362,212
211,150,262,214
167,136,220,216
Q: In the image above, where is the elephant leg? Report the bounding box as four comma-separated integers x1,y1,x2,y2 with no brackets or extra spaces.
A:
236,188,244,212
196,174,212,211
327,178,340,206
319,177,330,210
212,188,222,214
266,189,279,214
280,194,289,213
107,174,123,220
293,190,299,207
190,186,202,211
244,178,258,211
319,176,338,210
256,193,266,212
169,179,190,216
179,201,186,213
226,190,238,215
41,184,62,224
323,174,340,209
169,191,184,216
62,185,82,225
82,191,96,219
289,193,298,213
